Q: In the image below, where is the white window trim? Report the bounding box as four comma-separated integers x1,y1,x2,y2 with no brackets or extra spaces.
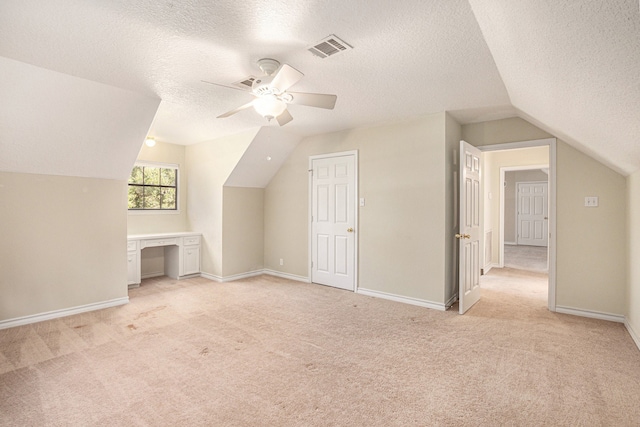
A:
127,161,181,214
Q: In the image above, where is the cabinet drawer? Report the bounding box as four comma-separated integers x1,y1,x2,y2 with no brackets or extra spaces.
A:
142,238,177,248
183,235,201,246
127,240,138,251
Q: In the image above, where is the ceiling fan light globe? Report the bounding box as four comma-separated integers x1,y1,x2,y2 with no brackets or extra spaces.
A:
253,95,286,119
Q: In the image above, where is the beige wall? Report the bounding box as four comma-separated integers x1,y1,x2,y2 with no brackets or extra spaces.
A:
265,112,450,304
130,133,266,281
127,140,189,235
185,130,257,278
462,117,552,146
222,187,264,277
556,142,626,315
463,117,627,316
0,172,128,321
482,147,549,264
627,171,640,340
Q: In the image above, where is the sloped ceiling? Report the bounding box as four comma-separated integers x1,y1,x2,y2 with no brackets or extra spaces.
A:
0,0,637,177
468,0,640,175
225,127,301,188
0,57,160,180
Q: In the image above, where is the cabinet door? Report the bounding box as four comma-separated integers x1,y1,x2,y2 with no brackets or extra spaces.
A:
127,251,139,285
182,246,200,276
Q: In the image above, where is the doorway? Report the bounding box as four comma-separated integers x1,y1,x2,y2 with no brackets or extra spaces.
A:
477,138,556,311
308,151,358,291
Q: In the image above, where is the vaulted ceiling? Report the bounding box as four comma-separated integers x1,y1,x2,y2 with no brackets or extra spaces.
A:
0,0,638,178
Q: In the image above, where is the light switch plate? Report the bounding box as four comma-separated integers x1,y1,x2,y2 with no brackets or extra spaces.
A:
585,196,599,207
360,198,365,207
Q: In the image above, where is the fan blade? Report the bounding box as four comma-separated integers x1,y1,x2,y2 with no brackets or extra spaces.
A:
217,101,255,118
286,92,337,109
276,109,293,126
201,80,252,93
271,64,304,93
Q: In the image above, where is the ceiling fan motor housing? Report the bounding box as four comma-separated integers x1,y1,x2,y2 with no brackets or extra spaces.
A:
252,75,280,96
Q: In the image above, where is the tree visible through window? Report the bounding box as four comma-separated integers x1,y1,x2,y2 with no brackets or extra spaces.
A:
128,164,178,210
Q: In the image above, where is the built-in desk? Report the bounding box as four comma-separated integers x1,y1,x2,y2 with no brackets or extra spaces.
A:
127,232,201,286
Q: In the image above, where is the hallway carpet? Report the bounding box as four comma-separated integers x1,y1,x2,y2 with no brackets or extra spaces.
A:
504,244,548,272
1,273,639,426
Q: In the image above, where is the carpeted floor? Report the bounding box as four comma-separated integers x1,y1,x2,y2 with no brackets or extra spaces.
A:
504,244,548,272
1,272,639,426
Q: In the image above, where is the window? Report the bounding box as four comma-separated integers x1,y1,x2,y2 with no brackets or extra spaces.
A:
128,163,178,210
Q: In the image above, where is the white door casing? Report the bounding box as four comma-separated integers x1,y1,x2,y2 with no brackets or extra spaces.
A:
484,137,556,312
310,152,357,291
517,181,548,247
458,141,482,314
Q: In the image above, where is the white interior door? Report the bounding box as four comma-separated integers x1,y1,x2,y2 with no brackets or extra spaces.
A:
517,181,548,247
458,141,482,314
311,153,356,291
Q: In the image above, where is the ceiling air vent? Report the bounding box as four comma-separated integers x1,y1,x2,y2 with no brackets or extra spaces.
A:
233,76,257,89
307,35,353,59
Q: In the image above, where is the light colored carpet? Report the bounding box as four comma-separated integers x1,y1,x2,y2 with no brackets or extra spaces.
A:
1,273,639,426
504,244,548,272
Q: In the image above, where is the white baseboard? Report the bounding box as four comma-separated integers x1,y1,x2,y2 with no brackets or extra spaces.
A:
624,319,640,351
141,271,164,279
0,297,129,330
555,305,625,323
445,294,458,310
504,241,517,246
201,269,310,284
357,288,447,311
199,272,222,282
263,269,310,283
200,270,264,283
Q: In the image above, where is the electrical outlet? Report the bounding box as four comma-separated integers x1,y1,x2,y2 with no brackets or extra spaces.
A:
279,258,284,266
584,196,599,207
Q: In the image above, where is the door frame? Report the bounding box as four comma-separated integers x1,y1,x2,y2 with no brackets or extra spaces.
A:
308,150,359,291
479,138,557,312
500,167,549,264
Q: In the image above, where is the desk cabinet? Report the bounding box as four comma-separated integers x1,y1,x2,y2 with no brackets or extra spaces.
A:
182,235,201,276
127,240,140,285
127,232,201,286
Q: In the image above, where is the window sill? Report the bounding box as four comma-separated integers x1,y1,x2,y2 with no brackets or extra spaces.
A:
128,210,181,216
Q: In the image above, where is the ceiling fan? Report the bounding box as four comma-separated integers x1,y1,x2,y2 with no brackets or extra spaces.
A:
203,58,337,126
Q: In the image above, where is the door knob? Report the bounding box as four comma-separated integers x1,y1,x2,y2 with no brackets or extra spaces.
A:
455,233,471,239
347,228,354,233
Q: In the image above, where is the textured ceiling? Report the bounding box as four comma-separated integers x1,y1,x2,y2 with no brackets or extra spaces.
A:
468,0,640,175
0,0,637,176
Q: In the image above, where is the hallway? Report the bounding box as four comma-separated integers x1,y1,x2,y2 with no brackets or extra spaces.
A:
504,244,548,273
